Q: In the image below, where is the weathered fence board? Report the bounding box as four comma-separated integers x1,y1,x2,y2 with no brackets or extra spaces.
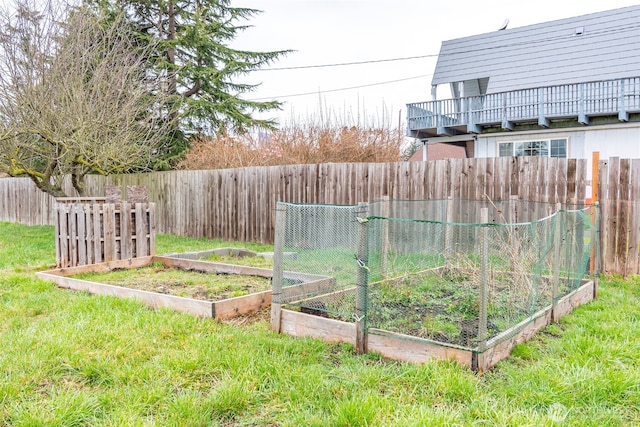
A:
597,157,640,275
54,202,155,268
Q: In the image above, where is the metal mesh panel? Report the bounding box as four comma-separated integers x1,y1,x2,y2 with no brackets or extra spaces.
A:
273,203,365,319
273,199,598,351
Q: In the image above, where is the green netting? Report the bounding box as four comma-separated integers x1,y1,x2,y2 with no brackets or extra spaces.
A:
273,199,599,351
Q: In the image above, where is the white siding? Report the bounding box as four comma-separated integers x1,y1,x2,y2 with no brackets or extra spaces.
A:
583,127,640,159
474,126,640,179
432,6,640,93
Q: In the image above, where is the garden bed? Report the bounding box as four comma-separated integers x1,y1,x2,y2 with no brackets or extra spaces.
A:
37,254,333,320
37,256,274,319
273,276,595,371
68,260,272,301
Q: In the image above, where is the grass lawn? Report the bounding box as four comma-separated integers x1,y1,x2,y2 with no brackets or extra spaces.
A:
0,221,638,426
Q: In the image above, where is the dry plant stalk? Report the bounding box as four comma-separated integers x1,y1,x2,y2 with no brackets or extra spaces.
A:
480,195,555,311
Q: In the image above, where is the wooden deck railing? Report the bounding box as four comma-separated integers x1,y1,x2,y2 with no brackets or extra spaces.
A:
407,77,640,134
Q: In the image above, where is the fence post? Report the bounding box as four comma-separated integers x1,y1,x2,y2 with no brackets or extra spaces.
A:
355,202,369,355
592,202,600,298
271,203,287,333
477,207,489,352
551,203,562,322
445,197,455,267
380,196,390,279
508,195,519,223
590,152,600,274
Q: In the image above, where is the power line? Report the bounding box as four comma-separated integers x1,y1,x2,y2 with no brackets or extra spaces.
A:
247,22,640,100
256,23,640,72
258,54,437,71
248,73,432,100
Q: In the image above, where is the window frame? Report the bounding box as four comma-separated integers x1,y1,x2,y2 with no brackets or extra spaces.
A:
498,137,568,158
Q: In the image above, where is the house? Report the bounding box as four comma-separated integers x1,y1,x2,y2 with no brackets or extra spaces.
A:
406,5,640,165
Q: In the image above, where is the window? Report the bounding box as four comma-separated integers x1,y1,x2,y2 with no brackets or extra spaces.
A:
498,138,567,158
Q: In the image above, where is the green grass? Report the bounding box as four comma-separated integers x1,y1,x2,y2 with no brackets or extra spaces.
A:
204,253,274,268
1,221,639,426
156,234,273,255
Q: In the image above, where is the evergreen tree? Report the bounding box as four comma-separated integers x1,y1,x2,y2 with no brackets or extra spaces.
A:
88,0,290,167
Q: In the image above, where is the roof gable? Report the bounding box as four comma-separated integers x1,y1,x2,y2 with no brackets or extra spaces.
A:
432,6,640,93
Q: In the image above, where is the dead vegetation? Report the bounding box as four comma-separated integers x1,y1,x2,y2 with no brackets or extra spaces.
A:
178,122,405,170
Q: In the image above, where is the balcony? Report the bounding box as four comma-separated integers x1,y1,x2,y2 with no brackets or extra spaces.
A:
406,77,640,138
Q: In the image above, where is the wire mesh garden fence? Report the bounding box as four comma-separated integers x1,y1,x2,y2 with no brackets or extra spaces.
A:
272,198,599,357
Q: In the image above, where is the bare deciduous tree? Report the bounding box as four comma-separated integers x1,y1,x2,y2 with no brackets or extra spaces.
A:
0,0,175,197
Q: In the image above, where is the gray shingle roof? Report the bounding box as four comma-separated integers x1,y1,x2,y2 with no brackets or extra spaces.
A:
432,5,640,93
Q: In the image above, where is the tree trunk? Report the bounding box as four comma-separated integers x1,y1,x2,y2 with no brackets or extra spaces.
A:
166,0,180,129
71,172,87,197
166,1,176,97
28,175,68,198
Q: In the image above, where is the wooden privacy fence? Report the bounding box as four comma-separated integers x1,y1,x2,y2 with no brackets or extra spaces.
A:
71,157,589,236
3,156,640,274
55,201,155,268
597,157,640,275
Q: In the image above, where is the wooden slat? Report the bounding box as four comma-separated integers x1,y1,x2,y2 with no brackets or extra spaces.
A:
54,206,61,267
618,159,631,275
76,204,87,266
551,280,594,321
69,204,78,267
58,205,69,268
606,157,620,272
367,329,473,367
566,158,577,204
484,157,495,201
120,202,132,259
557,158,568,204
92,204,102,263
213,290,271,320
48,256,154,276
155,256,273,278
279,309,356,344
135,203,147,258
598,158,609,272
148,203,156,256
84,205,94,264
103,203,116,262
629,159,640,274
478,309,552,372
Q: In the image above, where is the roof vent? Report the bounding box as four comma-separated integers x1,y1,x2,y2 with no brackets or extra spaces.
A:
574,26,584,36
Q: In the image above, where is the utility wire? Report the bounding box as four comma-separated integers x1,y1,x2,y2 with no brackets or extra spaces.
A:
248,73,432,101
256,23,640,72
260,54,438,71
247,22,640,99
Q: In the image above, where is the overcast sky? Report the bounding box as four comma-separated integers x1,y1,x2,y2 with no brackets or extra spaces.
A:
231,0,640,128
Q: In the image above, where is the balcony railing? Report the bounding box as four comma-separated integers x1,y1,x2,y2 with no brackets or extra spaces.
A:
407,77,640,137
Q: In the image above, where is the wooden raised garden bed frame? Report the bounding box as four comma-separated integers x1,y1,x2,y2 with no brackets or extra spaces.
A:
272,278,595,372
36,255,331,320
